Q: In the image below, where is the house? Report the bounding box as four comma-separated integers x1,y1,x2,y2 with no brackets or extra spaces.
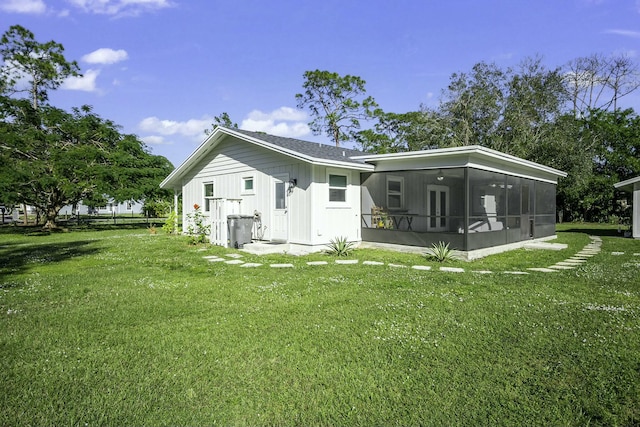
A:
614,176,640,239
58,200,144,216
160,127,567,258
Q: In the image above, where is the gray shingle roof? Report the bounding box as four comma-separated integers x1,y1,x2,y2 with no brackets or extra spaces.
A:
230,128,369,165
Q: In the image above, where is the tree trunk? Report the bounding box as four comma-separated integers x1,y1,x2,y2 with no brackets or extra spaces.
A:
43,207,59,229
22,203,28,225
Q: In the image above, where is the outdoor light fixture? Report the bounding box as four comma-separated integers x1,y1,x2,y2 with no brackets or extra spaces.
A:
288,178,297,194
436,170,444,181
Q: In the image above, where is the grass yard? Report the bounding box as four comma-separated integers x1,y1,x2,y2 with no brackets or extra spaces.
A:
1,224,639,426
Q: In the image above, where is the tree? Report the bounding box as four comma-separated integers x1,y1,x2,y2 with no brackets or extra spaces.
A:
439,62,506,148
496,57,567,158
0,26,173,228
0,25,80,110
204,112,238,135
564,53,640,115
296,70,378,147
354,109,444,153
0,103,173,228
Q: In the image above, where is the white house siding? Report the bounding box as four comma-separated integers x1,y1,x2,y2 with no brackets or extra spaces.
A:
181,135,317,245
58,200,143,216
309,165,361,245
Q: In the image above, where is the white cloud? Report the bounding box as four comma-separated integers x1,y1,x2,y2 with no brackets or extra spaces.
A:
61,69,101,92
82,48,128,65
66,0,174,16
138,116,212,137
605,29,640,38
240,107,310,138
137,107,310,153
0,0,46,14
141,135,170,146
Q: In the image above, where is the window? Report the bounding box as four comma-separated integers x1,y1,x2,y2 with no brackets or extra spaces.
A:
203,182,214,212
329,174,347,202
387,176,404,209
241,176,254,195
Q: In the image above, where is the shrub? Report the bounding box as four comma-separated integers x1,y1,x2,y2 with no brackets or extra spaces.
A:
425,241,459,262
162,211,180,235
325,236,355,257
186,204,210,244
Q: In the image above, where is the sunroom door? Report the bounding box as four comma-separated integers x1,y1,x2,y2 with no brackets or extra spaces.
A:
427,185,449,232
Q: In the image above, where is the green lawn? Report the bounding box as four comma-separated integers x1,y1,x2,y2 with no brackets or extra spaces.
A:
1,224,639,426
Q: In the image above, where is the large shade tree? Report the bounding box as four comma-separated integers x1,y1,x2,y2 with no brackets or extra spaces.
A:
0,25,173,228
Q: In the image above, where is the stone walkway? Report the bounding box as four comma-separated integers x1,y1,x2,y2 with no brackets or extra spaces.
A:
202,236,630,274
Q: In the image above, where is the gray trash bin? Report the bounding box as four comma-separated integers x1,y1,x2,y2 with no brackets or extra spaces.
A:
227,214,254,248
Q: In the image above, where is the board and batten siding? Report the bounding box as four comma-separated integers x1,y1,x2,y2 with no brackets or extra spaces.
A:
181,135,315,244
309,165,361,245
179,134,363,247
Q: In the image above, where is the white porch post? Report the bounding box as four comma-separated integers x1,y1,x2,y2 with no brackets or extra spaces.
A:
173,191,179,234
633,185,640,239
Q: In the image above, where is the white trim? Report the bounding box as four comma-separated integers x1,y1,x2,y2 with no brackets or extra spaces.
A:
386,175,404,210
352,145,567,181
241,175,255,195
327,169,348,205
614,176,640,192
203,181,215,212
160,127,372,190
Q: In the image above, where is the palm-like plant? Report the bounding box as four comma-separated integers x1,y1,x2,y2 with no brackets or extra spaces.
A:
325,236,355,257
425,241,459,262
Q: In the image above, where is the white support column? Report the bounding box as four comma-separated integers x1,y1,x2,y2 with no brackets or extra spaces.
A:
173,191,179,234
633,185,640,239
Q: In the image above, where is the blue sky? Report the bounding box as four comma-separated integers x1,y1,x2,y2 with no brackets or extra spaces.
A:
1,0,639,167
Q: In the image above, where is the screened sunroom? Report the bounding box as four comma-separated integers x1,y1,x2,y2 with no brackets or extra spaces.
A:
355,146,566,253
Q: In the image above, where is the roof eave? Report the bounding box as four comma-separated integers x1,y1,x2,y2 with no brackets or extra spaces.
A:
614,176,640,192
353,145,567,179
160,127,372,190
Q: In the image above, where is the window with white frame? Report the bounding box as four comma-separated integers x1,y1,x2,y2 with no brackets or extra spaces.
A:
387,176,404,209
203,182,214,212
241,176,254,195
329,173,347,202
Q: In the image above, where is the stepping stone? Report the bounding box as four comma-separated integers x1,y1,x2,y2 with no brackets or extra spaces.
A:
240,263,262,268
440,266,464,273
567,257,587,262
634,253,640,256
363,261,384,266
224,260,244,265
307,261,328,266
528,267,558,273
388,263,407,268
206,258,225,262
549,265,575,270
472,270,493,274
197,248,208,252
575,253,595,257
611,252,625,255
335,259,359,264
411,265,432,271
504,271,529,275
557,261,583,266
226,254,244,259
270,263,294,268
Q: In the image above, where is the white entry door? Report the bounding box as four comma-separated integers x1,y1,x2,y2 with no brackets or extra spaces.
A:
272,174,289,242
427,185,449,231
